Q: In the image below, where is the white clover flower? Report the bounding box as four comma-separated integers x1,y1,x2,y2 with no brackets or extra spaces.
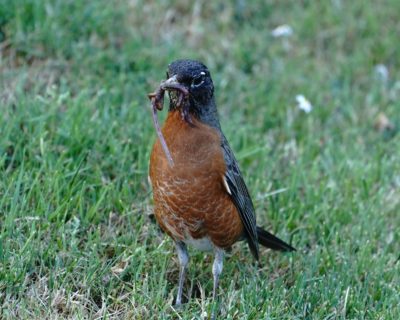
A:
374,64,389,83
271,24,293,37
296,94,313,113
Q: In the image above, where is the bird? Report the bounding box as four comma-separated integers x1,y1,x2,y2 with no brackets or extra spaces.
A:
149,59,295,309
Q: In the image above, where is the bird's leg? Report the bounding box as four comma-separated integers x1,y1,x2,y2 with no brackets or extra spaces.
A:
211,247,224,319
212,247,224,301
175,241,189,306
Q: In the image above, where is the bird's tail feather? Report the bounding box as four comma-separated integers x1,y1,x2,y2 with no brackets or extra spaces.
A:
257,226,295,252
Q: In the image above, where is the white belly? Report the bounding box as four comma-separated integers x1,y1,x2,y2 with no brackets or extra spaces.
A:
184,236,213,251
161,217,214,251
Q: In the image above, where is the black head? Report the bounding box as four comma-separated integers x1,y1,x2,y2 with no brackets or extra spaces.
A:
166,59,215,111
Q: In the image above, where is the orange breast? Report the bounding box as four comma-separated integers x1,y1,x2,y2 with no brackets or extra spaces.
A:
149,111,243,249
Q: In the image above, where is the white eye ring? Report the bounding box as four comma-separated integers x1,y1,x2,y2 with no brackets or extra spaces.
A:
191,80,204,88
191,74,205,88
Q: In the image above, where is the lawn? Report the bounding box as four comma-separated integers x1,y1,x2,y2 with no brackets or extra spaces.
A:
1,0,399,319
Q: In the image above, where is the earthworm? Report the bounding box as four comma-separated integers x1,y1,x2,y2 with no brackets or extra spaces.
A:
148,89,174,167
148,80,190,167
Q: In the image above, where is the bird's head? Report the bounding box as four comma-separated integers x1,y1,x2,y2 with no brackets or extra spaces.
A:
163,60,216,122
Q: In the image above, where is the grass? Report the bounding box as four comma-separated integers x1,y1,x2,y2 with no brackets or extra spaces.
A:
1,0,399,318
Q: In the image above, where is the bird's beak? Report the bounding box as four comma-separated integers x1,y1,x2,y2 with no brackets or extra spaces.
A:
163,75,179,86
161,75,189,95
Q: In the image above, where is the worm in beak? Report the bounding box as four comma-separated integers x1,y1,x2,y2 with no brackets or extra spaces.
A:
148,75,190,167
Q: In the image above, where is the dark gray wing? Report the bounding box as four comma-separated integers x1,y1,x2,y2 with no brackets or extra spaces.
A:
221,134,260,260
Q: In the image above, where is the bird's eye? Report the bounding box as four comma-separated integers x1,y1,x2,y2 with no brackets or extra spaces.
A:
191,74,205,88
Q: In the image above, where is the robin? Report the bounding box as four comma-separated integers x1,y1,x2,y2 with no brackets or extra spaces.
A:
149,59,295,308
